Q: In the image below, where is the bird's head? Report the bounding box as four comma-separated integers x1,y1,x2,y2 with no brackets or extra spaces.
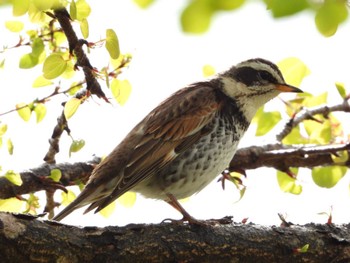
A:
219,58,303,120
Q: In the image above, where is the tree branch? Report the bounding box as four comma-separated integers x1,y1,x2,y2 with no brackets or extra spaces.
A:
229,143,350,172
276,98,350,141
1,212,350,262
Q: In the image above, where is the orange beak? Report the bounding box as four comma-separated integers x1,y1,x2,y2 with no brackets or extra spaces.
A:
275,84,303,93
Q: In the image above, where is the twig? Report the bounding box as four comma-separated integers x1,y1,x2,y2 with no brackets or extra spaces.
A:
276,99,350,141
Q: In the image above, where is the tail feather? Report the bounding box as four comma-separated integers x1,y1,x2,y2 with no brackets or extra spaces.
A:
52,184,111,221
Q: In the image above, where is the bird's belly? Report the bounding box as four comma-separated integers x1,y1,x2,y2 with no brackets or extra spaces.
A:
135,122,244,200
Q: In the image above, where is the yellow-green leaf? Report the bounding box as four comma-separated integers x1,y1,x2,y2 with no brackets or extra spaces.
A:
254,109,281,136
302,92,327,107
118,192,136,208
0,123,7,136
49,169,62,182
264,0,309,17
80,18,89,39
133,0,155,8
64,98,81,119
32,75,53,88
31,38,44,57
7,138,14,155
61,190,76,206
16,103,31,121
335,82,347,99
43,54,67,79
312,166,346,188
69,139,85,157
105,29,120,59
32,0,54,11
213,0,245,11
0,197,24,212
99,200,116,218
111,79,132,106
12,0,30,16
19,53,38,69
277,169,302,195
34,103,47,123
282,126,308,145
277,57,310,87
315,0,348,37
5,21,24,32
5,170,22,186
75,0,91,21
332,151,348,164
70,0,77,20
181,0,213,34
202,64,215,77
305,119,331,144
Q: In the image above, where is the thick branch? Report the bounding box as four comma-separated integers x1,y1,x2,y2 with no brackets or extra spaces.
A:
0,212,350,262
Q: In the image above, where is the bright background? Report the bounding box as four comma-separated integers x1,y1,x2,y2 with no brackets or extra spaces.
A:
1,0,350,226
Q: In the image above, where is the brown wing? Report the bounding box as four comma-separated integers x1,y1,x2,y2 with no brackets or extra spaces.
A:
53,84,222,221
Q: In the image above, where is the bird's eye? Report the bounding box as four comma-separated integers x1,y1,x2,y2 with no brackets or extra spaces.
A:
233,67,278,86
257,71,277,84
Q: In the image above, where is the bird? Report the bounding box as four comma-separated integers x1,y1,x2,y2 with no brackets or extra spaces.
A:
53,58,302,223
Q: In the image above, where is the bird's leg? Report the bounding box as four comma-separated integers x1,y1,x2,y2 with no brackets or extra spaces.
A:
163,193,233,225
164,193,204,225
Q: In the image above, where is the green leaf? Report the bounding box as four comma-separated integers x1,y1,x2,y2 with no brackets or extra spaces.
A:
312,166,346,188
99,200,116,218
16,103,31,121
5,170,22,186
64,98,81,119
213,0,245,11
277,169,302,195
5,20,24,32
32,0,54,11
7,138,14,155
181,0,213,34
69,139,85,157
133,0,155,8
335,82,347,99
254,108,281,136
19,53,38,69
75,0,91,21
80,18,89,39
34,103,47,123
0,123,7,136
302,92,327,107
49,169,62,182
315,0,348,37
31,38,45,57
282,126,308,145
298,244,309,253
42,54,67,79
0,197,24,212
111,79,132,106
264,0,309,17
118,192,137,208
105,29,120,59
70,0,77,20
61,190,76,206
277,57,310,87
32,75,53,88
12,0,30,16
305,119,331,144
202,64,215,77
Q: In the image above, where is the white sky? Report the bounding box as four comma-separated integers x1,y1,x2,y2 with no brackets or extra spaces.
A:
1,0,350,226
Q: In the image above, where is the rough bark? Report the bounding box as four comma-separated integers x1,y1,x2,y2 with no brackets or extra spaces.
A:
0,212,349,263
